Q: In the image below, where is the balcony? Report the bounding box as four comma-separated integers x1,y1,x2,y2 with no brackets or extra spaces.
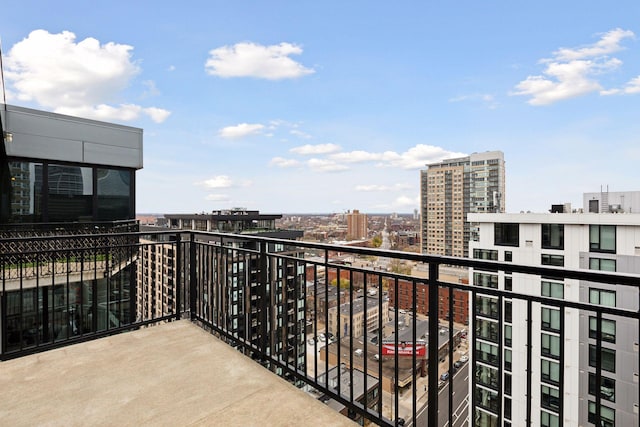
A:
1,227,639,426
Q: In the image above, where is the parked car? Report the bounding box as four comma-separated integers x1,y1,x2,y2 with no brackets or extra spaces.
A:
454,361,462,369
459,355,469,363
440,371,449,381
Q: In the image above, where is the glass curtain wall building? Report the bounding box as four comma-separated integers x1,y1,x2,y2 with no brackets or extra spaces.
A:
1,104,142,353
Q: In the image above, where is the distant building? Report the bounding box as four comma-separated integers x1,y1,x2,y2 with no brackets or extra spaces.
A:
346,209,368,240
420,151,505,257
583,189,640,213
139,209,305,374
327,297,389,338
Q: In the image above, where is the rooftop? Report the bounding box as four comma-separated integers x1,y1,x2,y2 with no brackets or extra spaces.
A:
1,320,355,427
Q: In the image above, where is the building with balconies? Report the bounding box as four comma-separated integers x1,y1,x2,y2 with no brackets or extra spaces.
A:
469,212,640,427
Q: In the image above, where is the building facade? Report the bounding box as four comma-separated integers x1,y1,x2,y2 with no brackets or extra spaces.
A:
1,104,142,353
346,209,368,241
583,189,640,214
421,151,505,257
468,212,640,426
142,210,306,373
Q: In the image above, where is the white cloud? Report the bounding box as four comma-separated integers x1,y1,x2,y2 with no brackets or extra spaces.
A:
290,129,312,139
331,144,465,170
205,194,230,201
205,42,315,80
199,176,233,188
219,123,265,139
290,143,341,155
553,28,634,61
308,158,349,172
449,93,498,109
602,75,640,96
511,28,635,105
4,30,170,123
270,157,301,168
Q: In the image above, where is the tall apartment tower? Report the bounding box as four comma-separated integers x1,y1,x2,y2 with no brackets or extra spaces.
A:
468,212,640,426
421,151,505,257
347,209,368,240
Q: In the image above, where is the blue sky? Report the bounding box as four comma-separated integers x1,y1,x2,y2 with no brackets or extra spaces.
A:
1,1,639,214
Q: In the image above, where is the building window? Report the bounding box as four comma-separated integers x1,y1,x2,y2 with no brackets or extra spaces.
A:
504,373,512,396
541,254,564,267
588,373,615,402
474,249,498,260
540,410,560,427
494,223,519,247
542,224,564,250
504,251,512,262
541,281,564,299
541,334,560,359
476,341,499,366
589,345,616,373
475,387,499,413
589,258,616,271
541,359,560,385
505,301,512,323
504,397,512,420
476,364,499,389
504,276,512,291
476,296,499,319
96,168,133,221
48,164,94,222
541,308,561,332
474,409,498,427
590,225,616,253
588,401,615,427
589,289,616,307
504,348,512,372
476,318,499,343
541,385,560,412
474,272,498,289
504,325,512,347
588,317,616,343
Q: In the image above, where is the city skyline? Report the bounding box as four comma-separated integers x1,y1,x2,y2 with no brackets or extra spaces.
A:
1,2,639,214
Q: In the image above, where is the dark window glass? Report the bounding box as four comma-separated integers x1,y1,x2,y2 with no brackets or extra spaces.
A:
542,224,564,250
589,345,616,373
474,249,498,260
504,251,512,262
588,317,616,343
504,301,512,323
495,223,519,247
97,168,132,220
588,401,615,427
475,387,499,413
590,225,616,253
6,161,44,222
476,296,499,319
504,325,512,347
541,385,560,411
504,374,512,396
541,254,564,267
504,397,512,420
504,349,512,372
474,272,498,289
48,165,93,222
504,276,512,291
588,373,615,402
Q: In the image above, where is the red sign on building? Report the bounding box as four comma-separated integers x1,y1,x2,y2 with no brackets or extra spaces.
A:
381,341,426,357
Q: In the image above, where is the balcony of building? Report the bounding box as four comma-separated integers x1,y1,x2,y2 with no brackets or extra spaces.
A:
1,225,639,426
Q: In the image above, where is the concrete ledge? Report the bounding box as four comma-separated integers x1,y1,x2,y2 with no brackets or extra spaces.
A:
0,320,356,427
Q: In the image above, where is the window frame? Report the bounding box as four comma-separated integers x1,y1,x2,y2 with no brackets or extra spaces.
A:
541,224,564,250
494,223,519,247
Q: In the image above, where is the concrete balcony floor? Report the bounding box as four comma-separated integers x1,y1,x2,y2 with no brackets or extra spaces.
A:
0,320,356,426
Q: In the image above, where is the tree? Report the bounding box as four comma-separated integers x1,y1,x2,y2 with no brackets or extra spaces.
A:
371,235,382,248
330,278,351,289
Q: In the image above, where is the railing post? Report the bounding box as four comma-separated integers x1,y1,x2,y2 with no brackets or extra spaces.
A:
175,233,182,321
189,233,197,321
427,261,440,427
259,242,269,358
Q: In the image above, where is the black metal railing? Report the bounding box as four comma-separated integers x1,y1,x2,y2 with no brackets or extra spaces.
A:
1,229,639,427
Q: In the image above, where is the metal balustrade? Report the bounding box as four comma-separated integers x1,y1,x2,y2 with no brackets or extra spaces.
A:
1,228,638,427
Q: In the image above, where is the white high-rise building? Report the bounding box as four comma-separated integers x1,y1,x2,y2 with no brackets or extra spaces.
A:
468,212,640,427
